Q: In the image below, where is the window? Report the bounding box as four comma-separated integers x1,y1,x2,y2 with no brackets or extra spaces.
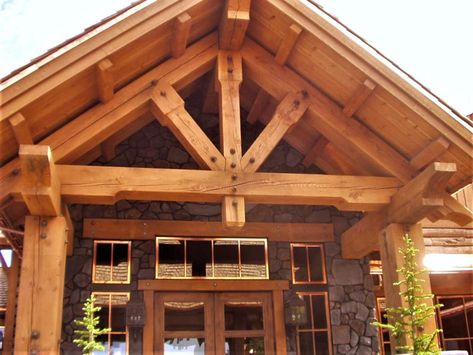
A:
437,295,473,354
296,292,332,355
92,292,129,355
156,238,268,279
93,241,131,284
291,244,326,284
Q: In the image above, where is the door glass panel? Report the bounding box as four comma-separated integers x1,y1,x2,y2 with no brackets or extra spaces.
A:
225,337,265,355
293,247,308,282
214,240,239,278
299,295,311,330
110,334,127,355
158,240,185,278
111,306,126,332
165,302,205,331
164,338,205,354
240,240,266,278
314,332,330,355
298,332,314,354
186,240,212,277
224,302,264,330
308,247,324,282
312,295,327,329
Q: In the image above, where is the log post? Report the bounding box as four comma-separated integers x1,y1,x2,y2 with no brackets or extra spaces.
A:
378,223,439,352
2,251,20,355
14,215,68,353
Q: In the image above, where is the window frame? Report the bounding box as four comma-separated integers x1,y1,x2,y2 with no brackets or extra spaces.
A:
91,291,130,355
290,243,327,284
296,291,332,355
92,240,131,284
155,237,269,279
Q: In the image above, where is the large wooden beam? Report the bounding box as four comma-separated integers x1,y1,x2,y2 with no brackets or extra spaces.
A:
15,216,68,353
171,12,192,58
0,33,219,206
219,0,251,50
242,38,417,183
83,218,334,242
342,162,472,258
49,165,402,210
379,223,439,351
242,90,310,172
19,145,61,216
150,82,225,170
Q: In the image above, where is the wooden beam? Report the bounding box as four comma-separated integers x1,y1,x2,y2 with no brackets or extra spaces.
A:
341,162,466,258
9,113,33,145
150,82,225,170
52,165,401,210
303,136,329,167
242,91,310,172
172,12,192,58
96,59,114,103
379,223,438,351
139,279,288,291
342,79,376,117
410,136,451,171
0,33,219,205
3,251,19,355
242,39,417,183
219,0,251,50
202,70,219,114
63,204,74,256
15,216,68,353
19,145,61,216
247,23,302,125
143,290,154,354
222,196,245,228
83,218,335,242
428,193,473,226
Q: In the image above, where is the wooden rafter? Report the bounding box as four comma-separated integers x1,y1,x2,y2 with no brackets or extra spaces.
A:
0,33,219,207
341,162,472,258
150,82,225,170
242,38,417,183
242,90,310,172
247,23,302,124
10,164,404,210
172,12,192,58
410,136,450,171
96,59,114,103
9,113,33,145
219,0,251,50
342,79,376,117
83,218,334,242
19,145,61,216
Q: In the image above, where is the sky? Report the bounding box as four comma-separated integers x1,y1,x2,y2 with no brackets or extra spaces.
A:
0,0,472,116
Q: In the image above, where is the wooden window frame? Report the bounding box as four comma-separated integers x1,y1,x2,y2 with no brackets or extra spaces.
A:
92,291,130,355
92,240,131,284
296,291,332,355
291,243,327,284
155,237,269,280
375,297,391,355
436,294,473,354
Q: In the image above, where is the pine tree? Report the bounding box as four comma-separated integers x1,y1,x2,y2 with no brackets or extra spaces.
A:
73,295,111,354
372,234,443,354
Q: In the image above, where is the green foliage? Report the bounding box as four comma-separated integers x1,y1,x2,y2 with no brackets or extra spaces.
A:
372,234,443,354
73,295,111,355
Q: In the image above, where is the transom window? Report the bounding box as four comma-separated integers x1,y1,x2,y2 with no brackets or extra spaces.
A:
93,241,131,284
291,244,326,284
155,237,268,279
92,292,129,355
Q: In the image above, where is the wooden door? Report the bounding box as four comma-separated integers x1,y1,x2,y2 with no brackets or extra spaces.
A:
155,292,275,354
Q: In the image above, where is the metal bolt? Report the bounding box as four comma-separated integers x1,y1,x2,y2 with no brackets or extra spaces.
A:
227,68,233,74
232,200,238,207
230,148,236,155
31,330,40,340
249,157,255,164
231,187,237,193
302,90,308,98
151,80,158,86
160,91,166,97
12,169,20,176
230,162,236,169
231,174,237,181
210,156,217,162
41,219,47,227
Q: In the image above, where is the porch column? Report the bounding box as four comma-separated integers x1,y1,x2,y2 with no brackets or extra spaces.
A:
378,223,438,352
14,215,68,353
2,250,20,355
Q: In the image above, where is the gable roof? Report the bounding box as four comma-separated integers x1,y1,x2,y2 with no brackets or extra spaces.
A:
0,0,472,222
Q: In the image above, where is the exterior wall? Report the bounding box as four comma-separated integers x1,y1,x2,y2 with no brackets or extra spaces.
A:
61,111,380,354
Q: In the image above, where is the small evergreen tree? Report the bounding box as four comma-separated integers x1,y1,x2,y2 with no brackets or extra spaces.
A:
372,234,442,354
73,295,111,354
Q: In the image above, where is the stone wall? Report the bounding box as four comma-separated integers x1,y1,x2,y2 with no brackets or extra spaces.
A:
61,104,380,354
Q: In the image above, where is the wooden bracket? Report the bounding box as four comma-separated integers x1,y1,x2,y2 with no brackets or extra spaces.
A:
219,0,251,50
342,79,376,117
172,12,192,58
19,145,61,216
410,136,450,171
222,195,245,228
96,59,114,103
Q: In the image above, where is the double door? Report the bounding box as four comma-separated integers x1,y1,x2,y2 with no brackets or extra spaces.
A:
155,292,275,354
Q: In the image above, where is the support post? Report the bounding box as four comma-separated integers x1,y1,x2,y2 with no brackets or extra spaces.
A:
14,215,68,354
3,251,20,355
378,223,439,352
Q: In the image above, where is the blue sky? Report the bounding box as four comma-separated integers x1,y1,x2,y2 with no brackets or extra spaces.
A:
1,0,472,116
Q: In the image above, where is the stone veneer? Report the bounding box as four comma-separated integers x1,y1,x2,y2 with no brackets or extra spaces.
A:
61,101,380,354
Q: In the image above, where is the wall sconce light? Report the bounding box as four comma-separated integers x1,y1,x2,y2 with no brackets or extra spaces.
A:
284,292,308,326
126,296,146,340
